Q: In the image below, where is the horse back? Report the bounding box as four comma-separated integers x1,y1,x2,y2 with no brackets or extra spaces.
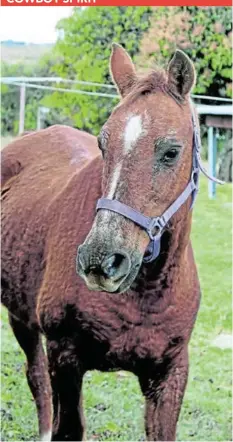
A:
1,125,99,186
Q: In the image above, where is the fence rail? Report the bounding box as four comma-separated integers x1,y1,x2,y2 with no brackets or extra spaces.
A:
1,77,117,89
1,77,233,102
3,80,118,99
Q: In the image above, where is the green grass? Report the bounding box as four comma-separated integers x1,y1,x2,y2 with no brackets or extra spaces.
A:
1,177,232,441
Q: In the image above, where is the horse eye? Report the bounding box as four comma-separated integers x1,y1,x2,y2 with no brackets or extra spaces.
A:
163,148,179,163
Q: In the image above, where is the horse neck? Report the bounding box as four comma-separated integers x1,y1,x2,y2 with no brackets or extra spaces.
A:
131,211,193,308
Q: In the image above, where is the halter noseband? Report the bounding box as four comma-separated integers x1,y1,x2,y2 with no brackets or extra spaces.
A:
96,107,224,263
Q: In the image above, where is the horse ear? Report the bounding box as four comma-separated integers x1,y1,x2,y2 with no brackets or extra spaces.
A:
110,43,137,97
167,50,196,98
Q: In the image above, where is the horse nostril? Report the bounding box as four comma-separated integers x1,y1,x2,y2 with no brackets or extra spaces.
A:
101,252,130,280
101,255,116,277
77,245,131,284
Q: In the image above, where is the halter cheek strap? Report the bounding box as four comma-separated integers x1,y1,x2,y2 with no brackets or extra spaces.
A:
96,170,198,263
96,108,224,263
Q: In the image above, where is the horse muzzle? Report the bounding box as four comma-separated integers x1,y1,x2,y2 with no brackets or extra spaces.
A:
76,243,137,293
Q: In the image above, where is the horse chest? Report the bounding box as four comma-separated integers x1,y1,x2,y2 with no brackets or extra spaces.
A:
42,285,187,372
109,323,169,363
75,296,172,370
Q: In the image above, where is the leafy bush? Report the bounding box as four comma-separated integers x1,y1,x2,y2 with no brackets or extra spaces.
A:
136,6,232,98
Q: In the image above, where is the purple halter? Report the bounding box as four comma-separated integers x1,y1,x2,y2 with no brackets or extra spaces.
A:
96,107,224,263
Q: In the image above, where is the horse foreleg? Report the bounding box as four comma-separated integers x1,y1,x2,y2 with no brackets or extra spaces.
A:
8,313,52,441
46,338,85,441
138,347,189,441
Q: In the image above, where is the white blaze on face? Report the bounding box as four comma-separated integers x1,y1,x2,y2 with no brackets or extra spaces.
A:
106,114,144,201
124,114,143,153
103,113,149,213
107,162,122,199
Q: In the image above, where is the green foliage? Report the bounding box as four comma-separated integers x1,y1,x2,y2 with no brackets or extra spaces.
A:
44,6,152,134
1,177,232,441
1,52,63,135
1,81,19,135
1,62,46,135
137,6,232,98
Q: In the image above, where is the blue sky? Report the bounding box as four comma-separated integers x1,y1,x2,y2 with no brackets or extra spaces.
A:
0,7,72,43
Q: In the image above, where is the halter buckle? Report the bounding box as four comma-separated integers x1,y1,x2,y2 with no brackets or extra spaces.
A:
147,217,164,240
191,168,199,188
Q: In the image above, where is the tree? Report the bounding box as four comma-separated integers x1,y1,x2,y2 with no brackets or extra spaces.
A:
136,7,232,98
43,6,152,135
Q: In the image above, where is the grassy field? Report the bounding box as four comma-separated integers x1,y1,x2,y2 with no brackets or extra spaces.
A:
1,177,232,442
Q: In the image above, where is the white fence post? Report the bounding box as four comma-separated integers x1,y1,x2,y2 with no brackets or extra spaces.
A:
19,83,26,134
37,107,41,130
37,107,50,131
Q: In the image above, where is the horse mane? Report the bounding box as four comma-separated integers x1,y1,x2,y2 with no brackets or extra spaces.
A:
123,69,183,105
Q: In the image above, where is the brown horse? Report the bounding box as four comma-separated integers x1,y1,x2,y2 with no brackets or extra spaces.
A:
2,45,201,442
